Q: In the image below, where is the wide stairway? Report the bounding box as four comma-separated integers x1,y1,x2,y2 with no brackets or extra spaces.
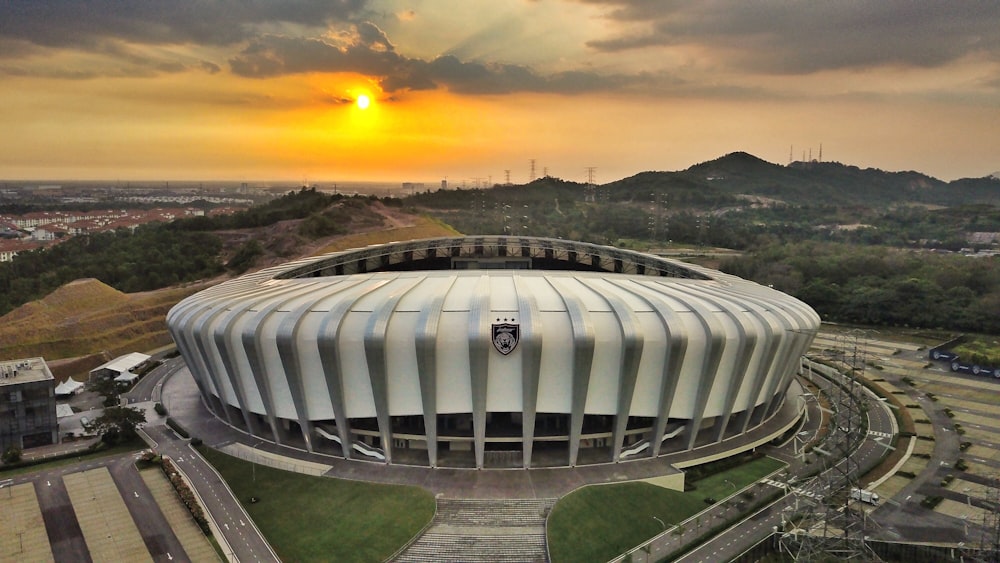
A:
394,498,557,562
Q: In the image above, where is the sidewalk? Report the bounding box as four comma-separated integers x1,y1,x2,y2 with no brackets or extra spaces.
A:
18,436,102,463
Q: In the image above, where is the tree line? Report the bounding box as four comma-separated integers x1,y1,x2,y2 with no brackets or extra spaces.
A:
718,242,1000,334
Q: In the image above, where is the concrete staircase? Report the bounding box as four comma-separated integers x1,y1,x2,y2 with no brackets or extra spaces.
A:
394,498,556,562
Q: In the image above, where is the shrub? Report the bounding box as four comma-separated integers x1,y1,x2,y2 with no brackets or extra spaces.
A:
166,417,190,439
921,495,943,509
2,445,22,464
161,457,211,535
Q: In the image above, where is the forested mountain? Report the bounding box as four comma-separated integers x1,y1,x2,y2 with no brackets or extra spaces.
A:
408,152,1000,334
606,151,998,207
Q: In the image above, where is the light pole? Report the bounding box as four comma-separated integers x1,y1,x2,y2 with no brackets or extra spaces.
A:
251,440,264,485
652,515,665,531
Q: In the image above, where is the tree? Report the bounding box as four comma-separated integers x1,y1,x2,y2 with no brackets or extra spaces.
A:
2,445,22,464
88,375,120,407
87,406,147,444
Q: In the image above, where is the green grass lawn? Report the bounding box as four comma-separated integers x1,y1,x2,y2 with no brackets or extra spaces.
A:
547,456,785,563
198,447,435,563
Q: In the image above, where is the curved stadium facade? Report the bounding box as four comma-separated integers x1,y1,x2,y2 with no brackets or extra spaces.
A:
166,237,819,469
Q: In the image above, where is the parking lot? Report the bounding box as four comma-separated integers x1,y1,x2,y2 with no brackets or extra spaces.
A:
1,452,219,562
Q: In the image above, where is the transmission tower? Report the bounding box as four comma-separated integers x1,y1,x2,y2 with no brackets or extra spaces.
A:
529,159,536,182
584,167,597,202
780,334,881,561
504,169,511,185
975,477,1000,561
648,191,666,242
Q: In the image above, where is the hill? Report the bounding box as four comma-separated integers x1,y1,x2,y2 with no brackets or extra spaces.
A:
0,278,209,362
0,204,459,371
589,151,998,208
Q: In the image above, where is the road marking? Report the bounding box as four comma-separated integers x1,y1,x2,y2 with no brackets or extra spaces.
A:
167,553,173,561
134,491,139,497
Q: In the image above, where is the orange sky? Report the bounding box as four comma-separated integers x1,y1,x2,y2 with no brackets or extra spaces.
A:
1,1,999,184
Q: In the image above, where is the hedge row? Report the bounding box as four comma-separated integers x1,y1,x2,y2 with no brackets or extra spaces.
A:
161,457,211,535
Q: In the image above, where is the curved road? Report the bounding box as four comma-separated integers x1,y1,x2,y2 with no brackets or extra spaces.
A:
674,366,896,562
132,358,280,563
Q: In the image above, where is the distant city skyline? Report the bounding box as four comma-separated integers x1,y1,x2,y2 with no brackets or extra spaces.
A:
2,1,999,183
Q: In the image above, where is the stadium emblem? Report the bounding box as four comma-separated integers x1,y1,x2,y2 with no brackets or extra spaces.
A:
492,321,520,355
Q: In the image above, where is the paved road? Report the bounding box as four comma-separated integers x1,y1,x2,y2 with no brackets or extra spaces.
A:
126,356,185,403
31,467,93,563
143,424,279,563
123,357,278,562
107,455,189,562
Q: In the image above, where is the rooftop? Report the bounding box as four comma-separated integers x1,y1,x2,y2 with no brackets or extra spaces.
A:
0,357,54,386
91,352,151,375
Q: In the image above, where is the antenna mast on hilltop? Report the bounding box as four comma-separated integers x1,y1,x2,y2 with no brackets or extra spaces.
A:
819,143,823,162
789,145,794,165
529,159,537,182
504,170,511,186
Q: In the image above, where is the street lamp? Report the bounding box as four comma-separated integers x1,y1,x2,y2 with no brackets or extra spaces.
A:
652,515,665,531
251,440,264,484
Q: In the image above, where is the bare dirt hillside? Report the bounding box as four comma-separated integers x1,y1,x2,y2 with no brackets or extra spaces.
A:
0,278,210,362
0,207,459,377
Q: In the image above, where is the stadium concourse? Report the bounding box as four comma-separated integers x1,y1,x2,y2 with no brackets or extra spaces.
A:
167,236,819,471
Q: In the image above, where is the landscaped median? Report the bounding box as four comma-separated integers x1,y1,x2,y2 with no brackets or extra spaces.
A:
197,446,435,563
546,455,785,563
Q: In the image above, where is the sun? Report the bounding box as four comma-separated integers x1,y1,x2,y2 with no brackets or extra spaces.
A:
356,94,371,110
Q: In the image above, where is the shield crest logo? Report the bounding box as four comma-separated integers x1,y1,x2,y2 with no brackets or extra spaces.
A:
492,323,520,355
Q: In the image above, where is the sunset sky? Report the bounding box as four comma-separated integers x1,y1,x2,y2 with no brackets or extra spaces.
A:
2,1,999,184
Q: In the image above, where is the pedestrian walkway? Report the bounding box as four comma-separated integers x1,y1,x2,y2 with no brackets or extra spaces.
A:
395,498,555,563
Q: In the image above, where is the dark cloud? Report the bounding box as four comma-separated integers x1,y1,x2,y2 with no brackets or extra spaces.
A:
229,25,633,95
584,0,1000,73
200,60,222,74
0,0,365,49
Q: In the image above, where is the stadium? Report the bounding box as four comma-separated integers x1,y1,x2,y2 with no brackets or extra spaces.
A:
166,236,819,469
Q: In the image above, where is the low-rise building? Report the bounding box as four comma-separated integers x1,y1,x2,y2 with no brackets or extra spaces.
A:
0,357,58,452
89,352,151,383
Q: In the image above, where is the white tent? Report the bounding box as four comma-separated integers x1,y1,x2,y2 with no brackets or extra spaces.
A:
54,378,84,396
114,371,140,385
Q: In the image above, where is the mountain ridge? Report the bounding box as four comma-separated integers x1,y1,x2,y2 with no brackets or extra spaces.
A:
600,151,999,207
